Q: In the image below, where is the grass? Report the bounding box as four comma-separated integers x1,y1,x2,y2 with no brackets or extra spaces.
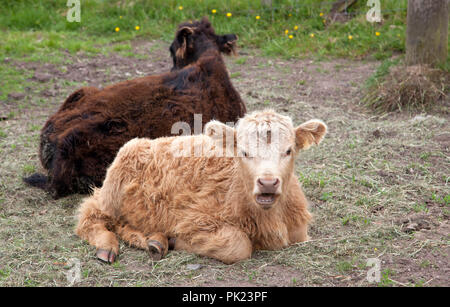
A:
1,43,448,286
0,63,34,101
364,58,401,90
0,0,449,288
0,0,411,65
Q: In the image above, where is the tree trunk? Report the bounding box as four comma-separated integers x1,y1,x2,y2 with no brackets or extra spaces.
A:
406,0,449,67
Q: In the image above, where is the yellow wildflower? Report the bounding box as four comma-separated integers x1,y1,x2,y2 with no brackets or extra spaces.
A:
212,9,217,14
310,33,315,38
115,27,120,32
135,26,140,31
226,12,232,17
320,12,324,17
375,31,380,36
294,25,298,30
348,35,353,40
288,35,293,39
178,6,183,10
285,29,289,35
256,15,260,20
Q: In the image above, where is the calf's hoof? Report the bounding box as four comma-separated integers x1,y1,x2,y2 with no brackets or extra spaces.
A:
147,240,165,261
96,248,117,264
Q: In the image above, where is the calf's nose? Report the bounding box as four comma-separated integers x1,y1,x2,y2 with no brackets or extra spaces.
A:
257,178,280,194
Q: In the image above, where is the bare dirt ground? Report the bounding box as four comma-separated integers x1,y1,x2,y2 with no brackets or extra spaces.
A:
0,39,448,287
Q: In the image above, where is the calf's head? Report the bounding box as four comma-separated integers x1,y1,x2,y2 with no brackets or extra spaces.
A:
169,17,238,70
206,110,327,210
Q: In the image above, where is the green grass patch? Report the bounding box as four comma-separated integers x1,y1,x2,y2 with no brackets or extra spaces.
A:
234,56,247,65
432,193,450,206
378,269,395,287
22,164,36,174
230,71,241,78
336,261,353,273
0,63,34,101
0,0,410,63
364,58,401,90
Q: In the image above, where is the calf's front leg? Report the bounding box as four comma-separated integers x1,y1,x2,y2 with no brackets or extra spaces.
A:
174,226,252,264
288,222,310,244
115,224,169,261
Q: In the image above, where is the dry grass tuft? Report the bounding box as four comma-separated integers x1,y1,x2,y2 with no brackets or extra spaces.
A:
364,64,449,113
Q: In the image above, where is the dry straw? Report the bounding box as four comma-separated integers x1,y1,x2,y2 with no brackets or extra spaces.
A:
364,64,449,113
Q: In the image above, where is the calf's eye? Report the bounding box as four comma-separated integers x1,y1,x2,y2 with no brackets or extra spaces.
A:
286,149,292,156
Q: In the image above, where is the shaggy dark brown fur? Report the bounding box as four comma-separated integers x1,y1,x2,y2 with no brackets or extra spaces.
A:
24,17,246,198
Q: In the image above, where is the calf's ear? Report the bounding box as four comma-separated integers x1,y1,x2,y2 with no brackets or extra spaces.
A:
218,34,238,55
175,26,194,59
295,119,327,150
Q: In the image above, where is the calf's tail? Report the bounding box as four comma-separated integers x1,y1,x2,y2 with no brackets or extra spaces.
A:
23,173,48,190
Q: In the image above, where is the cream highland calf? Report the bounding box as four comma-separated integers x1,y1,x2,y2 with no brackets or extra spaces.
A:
75,110,327,264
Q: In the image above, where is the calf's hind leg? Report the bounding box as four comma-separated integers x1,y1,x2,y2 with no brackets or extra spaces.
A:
116,224,169,261
76,194,119,263
175,226,252,264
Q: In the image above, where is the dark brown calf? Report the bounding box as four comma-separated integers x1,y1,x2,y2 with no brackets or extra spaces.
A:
24,17,246,198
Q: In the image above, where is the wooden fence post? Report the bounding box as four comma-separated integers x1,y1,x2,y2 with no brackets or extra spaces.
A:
406,0,449,66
